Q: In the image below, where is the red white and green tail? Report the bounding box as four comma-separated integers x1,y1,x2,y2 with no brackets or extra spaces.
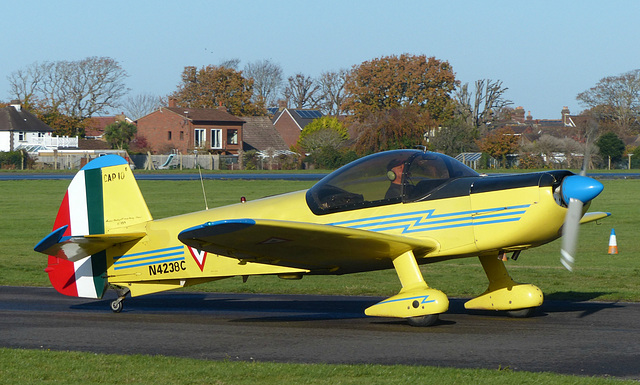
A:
35,155,151,298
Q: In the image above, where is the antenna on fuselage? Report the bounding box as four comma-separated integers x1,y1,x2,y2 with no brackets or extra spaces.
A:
195,150,209,210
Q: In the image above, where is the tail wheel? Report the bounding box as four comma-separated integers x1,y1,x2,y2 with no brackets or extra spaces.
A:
407,314,439,327
110,299,123,313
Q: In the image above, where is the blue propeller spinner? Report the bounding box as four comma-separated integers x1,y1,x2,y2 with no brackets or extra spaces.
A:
561,175,604,206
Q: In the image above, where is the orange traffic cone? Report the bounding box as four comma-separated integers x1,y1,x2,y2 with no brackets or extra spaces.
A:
608,229,618,254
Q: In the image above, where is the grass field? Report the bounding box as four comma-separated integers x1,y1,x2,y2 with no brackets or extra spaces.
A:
1,176,638,383
1,348,636,385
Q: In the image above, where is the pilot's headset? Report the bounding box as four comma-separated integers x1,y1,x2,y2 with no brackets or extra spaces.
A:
386,158,405,182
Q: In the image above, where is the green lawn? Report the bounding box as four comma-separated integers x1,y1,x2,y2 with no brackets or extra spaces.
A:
1,348,635,385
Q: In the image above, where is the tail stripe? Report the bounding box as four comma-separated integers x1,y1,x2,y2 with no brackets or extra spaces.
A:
67,170,89,236
74,256,99,298
85,168,105,235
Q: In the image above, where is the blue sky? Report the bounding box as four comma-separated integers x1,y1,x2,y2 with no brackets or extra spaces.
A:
2,0,638,119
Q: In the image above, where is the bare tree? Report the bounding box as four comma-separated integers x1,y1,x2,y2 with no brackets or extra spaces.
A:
219,58,241,70
318,69,349,116
456,79,513,132
283,73,320,109
577,69,640,136
121,93,163,120
8,56,129,119
243,59,283,108
6,62,49,108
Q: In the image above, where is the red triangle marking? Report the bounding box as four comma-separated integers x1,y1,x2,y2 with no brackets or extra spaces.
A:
188,247,208,271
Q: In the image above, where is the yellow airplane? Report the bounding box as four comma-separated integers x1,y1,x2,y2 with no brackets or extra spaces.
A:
34,149,608,326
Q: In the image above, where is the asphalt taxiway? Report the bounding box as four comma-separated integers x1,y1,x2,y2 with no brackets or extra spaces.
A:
1,286,638,379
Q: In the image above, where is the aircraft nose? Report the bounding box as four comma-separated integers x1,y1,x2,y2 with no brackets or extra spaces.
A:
561,175,604,204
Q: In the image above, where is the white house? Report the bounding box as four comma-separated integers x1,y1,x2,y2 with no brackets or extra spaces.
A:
0,102,77,152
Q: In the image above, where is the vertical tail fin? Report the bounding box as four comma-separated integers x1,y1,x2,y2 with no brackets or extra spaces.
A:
39,155,152,298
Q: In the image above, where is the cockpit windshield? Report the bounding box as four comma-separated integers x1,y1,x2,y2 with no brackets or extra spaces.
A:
306,150,479,215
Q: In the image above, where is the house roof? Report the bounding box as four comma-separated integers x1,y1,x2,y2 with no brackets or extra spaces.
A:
241,116,289,152
85,114,134,138
272,108,323,130
164,107,244,123
0,105,53,133
77,138,112,150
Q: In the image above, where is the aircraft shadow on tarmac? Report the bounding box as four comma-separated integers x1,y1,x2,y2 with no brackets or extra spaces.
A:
68,290,628,326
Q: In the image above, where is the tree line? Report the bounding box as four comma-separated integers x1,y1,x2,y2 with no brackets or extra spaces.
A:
4,54,640,169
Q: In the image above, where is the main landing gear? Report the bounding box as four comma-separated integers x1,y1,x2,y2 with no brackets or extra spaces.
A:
365,250,449,327
109,286,130,313
465,254,543,316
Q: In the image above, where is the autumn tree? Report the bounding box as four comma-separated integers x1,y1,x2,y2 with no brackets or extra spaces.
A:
284,73,320,109
243,59,283,108
352,106,434,155
342,54,458,122
36,107,88,137
172,65,264,116
477,126,520,168
577,69,640,136
104,121,137,150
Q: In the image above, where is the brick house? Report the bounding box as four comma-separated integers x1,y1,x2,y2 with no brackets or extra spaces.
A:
136,102,244,154
271,108,323,148
85,113,134,140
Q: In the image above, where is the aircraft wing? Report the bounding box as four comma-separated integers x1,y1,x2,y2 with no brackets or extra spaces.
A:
178,218,439,272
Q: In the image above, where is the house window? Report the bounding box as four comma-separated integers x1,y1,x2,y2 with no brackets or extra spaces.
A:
227,129,238,145
18,132,25,141
194,129,206,148
211,129,222,149
180,131,184,140
168,131,172,140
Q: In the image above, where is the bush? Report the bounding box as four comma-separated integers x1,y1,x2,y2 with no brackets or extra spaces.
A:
243,150,259,170
0,151,30,169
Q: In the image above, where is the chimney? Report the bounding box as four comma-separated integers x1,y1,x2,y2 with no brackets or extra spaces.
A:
9,100,21,111
278,99,287,111
526,111,533,121
561,106,570,125
217,102,227,112
168,97,177,108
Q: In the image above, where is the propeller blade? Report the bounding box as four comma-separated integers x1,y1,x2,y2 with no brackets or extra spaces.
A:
560,198,583,271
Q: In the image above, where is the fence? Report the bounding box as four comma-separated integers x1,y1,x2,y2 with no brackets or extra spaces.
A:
31,151,301,171
31,152,239,171
130,154,238,170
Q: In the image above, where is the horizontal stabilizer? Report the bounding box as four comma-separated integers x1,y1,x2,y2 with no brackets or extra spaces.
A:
579,211,610,224
178,218,439,272
34,225,145,262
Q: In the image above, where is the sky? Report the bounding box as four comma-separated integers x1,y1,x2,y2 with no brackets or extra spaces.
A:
1,0,639,119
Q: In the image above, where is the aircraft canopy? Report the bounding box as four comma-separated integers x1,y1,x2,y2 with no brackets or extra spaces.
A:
306,150,479,215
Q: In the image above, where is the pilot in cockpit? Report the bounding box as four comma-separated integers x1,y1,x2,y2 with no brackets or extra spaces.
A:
385,159,406,199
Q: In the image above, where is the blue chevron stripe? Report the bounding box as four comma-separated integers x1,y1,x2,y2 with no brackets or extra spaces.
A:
329,205,530,234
